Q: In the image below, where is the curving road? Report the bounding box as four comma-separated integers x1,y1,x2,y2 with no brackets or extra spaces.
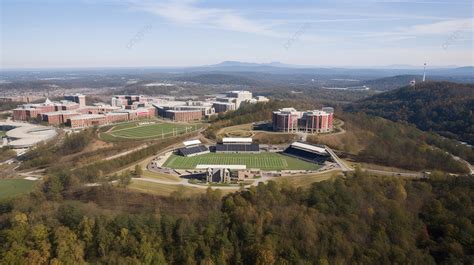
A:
132,176,271,190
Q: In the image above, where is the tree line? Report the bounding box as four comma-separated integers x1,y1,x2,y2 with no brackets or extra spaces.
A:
0,170,472,264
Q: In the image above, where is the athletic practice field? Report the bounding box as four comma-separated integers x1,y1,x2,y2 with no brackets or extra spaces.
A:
163,153,320,171
101,121,200,141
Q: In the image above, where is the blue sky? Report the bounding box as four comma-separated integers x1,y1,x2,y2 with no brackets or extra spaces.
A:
1,0,473,68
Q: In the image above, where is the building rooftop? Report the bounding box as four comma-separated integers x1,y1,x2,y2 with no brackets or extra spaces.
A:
1,121,57,148
166,109,202,113
69,114,105,120
222,137,253,143
291,141,328,155
183,139,202,146
105,112,129,116
196,164,247,170
41,111,78,115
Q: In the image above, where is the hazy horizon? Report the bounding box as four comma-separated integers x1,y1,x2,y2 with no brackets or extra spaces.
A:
1,61,473,72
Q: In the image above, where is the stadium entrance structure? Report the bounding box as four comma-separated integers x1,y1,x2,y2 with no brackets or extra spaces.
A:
195,165,247,183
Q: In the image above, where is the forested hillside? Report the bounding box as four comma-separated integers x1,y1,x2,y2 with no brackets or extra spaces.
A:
308,112,472,173
347,81,474,145
0,171,472,264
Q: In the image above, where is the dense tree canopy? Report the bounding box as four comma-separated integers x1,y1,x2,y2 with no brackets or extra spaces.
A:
348,81,474,145
1,171,472,264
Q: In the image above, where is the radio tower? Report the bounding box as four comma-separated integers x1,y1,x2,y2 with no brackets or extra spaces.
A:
422,62,427,82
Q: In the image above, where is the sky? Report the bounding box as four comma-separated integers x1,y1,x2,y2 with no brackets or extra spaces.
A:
1,0,473,68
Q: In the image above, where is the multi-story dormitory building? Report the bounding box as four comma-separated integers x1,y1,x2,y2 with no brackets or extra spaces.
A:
272,107,334,133
13,95,156,129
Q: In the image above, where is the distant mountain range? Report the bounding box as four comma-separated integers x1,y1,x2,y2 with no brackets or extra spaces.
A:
185,61,473,78
1,62,472,92
348,81,474,145
4,61,471,78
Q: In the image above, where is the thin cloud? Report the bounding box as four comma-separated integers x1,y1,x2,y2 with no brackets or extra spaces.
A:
125,0,472,46
128,0,274,36
408,18,473,34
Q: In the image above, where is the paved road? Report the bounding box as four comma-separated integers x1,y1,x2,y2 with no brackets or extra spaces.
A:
451,154,474,175
362,169,423,178
132,176,271,190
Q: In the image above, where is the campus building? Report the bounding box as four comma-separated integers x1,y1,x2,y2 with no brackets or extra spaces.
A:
40,111,80,126
272,107,334,133
153,100,214,122
13,99,56,121
206,168,231,183
111,95,147,108
225,90,253,108
212,102,236,113
213,90,258,112
66,107,155,129
13,93,157,129
164,110,203,122
66,114,107,128
64,94,86,107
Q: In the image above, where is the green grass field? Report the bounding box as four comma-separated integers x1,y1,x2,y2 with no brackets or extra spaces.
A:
0,130,6,137
0,179,37,199
163,153,320,171
101,121,200,141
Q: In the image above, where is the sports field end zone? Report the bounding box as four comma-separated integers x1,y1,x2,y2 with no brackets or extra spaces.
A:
163,153,320,171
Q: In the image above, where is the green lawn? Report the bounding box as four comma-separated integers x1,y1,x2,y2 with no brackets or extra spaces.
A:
101,122,200,141
0,179,37,199
163,153,320,171
128,180,203,196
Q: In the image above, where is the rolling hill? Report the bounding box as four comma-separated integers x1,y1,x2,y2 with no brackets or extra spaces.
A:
347,81,474,145
171,73,267,86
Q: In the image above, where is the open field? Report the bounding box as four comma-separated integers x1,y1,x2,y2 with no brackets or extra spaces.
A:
348,161,418,173
273,170,342,187
128,180,204,196
0,130,6,137
163,153,320,171
0,179,37,199
100,121,201,141
217,123,298,144
141,170,181,182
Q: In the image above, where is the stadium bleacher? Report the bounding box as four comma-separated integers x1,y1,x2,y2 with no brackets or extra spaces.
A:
177,145,209,156
283,142,331,164
215,143,260,153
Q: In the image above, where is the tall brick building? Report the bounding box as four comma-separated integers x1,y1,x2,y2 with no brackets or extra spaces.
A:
272,107,334,133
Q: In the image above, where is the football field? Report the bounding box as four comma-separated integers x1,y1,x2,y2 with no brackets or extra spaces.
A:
101,121,199,141
163,153,320,171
